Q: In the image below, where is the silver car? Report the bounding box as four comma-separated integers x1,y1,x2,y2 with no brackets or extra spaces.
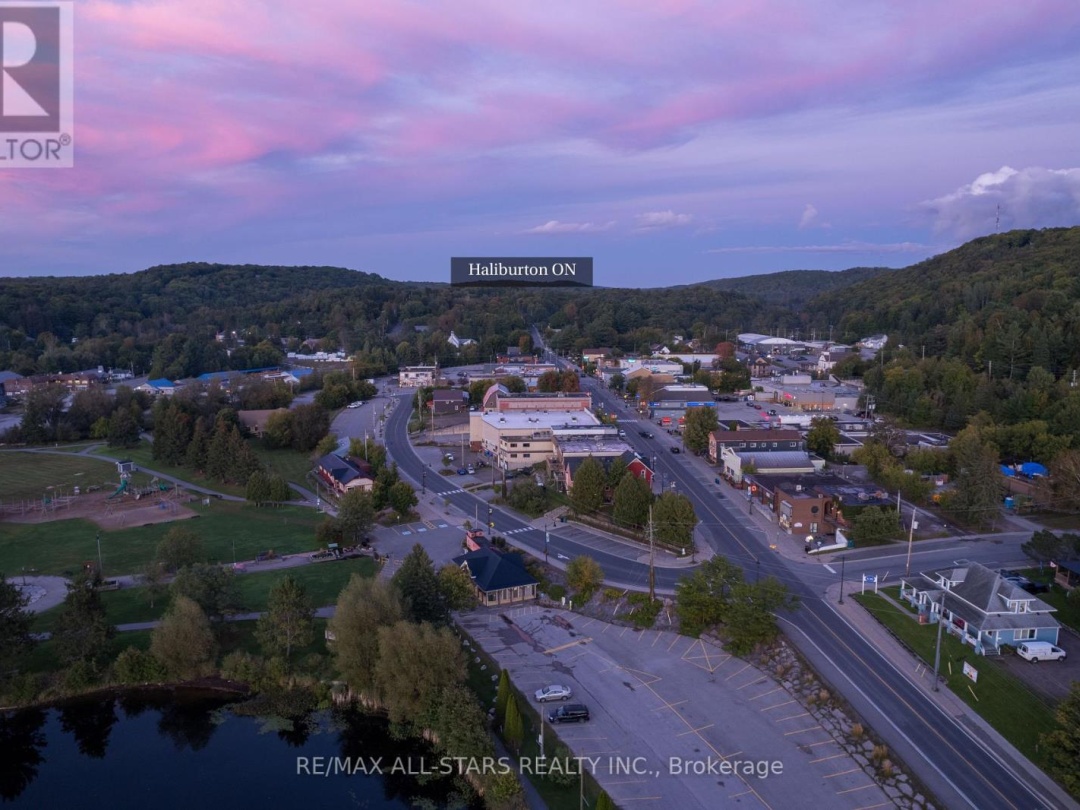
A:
534,684,572,703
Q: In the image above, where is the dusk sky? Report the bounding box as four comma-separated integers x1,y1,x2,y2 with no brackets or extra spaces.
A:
4,1,1080,286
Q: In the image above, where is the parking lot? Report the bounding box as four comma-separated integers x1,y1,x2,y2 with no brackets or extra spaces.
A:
459,607,891,809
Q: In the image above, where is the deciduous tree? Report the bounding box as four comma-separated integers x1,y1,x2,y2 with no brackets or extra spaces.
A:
256,575,315,662
338,488,375,544
683,406,718,455
612,473,652,529
565,556,603,600
374,621,466,727
328,576,403,695
570,456,605,515
150,596,217,680
438,564,477,612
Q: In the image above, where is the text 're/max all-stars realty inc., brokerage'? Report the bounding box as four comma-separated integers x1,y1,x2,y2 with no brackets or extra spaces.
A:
450,257,594,287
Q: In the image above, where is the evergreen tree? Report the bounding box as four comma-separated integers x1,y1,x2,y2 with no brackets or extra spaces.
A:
184,419,210,471
0,576,35,675
652,491,697,549
106,406,140,448
55,576,115,671
503,693,524,751
495,669,511,728
570,456,606,515
246,470,271,505
205,420,232,482
392,543,447,624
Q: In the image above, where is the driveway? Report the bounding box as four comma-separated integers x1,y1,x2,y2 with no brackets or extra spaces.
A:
459,607,891,809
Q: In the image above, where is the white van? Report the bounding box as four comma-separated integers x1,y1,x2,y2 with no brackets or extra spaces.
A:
1016,641,1066,662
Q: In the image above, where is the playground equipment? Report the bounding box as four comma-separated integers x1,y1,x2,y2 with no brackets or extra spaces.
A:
107,479,129,500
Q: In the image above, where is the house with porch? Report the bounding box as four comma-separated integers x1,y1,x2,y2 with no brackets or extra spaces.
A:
900,562,1061,655
453,547,538,606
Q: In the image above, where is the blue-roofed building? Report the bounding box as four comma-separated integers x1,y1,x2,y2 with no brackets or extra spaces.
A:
136,378,177,396
453,548,538,606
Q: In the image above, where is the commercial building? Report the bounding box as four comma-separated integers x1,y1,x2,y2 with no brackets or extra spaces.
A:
398,365,438,387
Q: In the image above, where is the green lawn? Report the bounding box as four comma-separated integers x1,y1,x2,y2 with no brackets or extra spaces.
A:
1039,587,1080,635
249,442,314,494
0,451,155,503
32,556,377,632
91,441,246,497
0,500,325,578
853,591,1057,765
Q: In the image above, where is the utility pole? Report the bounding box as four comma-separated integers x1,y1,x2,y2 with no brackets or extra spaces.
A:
647,506,656,602
904,507,918,578
545,529,550,563
932,610,945,692
838,555,846,605
95,531,104,579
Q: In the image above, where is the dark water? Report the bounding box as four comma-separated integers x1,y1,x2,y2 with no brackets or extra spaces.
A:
0,691,478,809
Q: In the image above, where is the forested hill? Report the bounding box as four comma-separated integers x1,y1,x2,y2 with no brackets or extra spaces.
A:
812,227,1080,373
0,262,388,334
695,266,890,306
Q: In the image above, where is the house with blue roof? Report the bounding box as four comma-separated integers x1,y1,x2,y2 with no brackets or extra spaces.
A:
136,378,177,396
453,547,538,606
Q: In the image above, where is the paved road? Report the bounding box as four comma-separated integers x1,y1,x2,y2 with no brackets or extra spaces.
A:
375,332,1067,810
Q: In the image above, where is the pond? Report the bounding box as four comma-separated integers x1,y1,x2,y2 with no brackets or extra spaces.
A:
0,690,479,808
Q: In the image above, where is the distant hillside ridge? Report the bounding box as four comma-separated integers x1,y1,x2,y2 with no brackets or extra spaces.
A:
694,266,891,307
808,226,1080,371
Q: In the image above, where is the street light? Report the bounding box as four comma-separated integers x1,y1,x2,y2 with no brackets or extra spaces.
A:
95,531,104,579
838,555,846,605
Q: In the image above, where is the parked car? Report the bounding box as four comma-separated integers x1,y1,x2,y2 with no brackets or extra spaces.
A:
1022,581,1050,594
347,401,363,409
669,446,681,454
456,468,468,475
767,409,778,415
548,703,590,723
534,684,572,703
466,465,475,474
639,430,654,438
1016,641,1067,663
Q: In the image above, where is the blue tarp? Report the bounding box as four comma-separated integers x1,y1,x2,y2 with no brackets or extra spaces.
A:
1020,462,1048,477
1000,465,1016,477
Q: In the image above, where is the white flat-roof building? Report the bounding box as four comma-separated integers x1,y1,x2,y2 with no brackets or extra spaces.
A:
473,410,602,471
399,366,438,387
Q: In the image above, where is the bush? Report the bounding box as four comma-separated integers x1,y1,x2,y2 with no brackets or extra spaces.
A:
546,584,567,601
601,587,623,603
627,592,662,628
113,647,167,684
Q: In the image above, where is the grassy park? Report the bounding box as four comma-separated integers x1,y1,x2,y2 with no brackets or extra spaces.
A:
90,441,247,497
0,499,325,577
0,451,154,503
852,591,1057,765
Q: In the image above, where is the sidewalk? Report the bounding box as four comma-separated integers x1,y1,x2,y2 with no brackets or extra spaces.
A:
826,581,1077,810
